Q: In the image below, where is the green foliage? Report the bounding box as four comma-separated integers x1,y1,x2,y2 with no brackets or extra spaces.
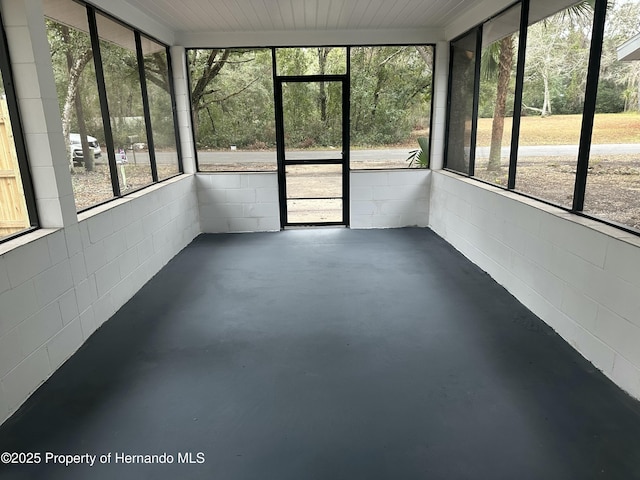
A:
350,46,432,146
406,137,430,168
596,79,626,113
189,49,276,149
47,16,179,153
518,0,640,117
188,46,434,150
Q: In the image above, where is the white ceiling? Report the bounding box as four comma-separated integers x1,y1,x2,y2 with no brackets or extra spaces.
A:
64,0,588,48
122,0,477,33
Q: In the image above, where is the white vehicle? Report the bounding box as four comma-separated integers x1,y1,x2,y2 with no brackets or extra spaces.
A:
69,133,102,166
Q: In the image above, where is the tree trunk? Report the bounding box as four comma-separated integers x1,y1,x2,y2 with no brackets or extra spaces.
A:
371,69,385,120
60,26,93,172
189,49,232,145
317,48,331,122
74,92,93,171
487,36,514,172
542,72,551,116
191,49,231,112
415,46,433,73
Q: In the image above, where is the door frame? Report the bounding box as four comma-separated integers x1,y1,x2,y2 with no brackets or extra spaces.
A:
274,72,350,228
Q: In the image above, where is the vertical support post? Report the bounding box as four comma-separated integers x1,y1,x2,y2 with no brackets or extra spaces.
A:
135,32,158,183
508,0,530,190
573,0,607,212
343,48,350,227
87,6,121,197
166,47,184,173
469,25,483,177
272,49,287,228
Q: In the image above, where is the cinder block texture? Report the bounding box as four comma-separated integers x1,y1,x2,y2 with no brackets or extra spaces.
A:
0,176,199,425
351,170,430,229
429,171,640,399
197,173,280,233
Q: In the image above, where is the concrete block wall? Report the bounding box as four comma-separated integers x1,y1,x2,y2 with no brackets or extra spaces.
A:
0,176,199,424
350,170,430,228
429,170,640,399
197,173,280,233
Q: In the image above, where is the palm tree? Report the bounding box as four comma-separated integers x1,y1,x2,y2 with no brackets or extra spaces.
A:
482,1,595,173
482,35,515,172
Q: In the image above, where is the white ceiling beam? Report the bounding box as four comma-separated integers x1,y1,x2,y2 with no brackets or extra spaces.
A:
618,33,640,61
443,0,512,40
178,27,444,48
88,0,175,44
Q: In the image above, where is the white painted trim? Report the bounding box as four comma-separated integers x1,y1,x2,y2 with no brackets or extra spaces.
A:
178,27,445,48
444,0,513,40
87,0,175,45
618,32,640,61
430,41,449,170
170,46,197,174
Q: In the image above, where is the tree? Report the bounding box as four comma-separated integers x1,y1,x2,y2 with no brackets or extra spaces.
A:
598,0,640,113
140,52,171,93
521,3,594,117
350,46,433,146
188,49,233,142
47,21,94,171
482,35,515,171
317,47,332,122
188,49,276,149
480,1,596,173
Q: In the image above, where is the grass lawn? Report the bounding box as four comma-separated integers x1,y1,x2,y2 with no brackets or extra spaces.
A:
476,112,640,146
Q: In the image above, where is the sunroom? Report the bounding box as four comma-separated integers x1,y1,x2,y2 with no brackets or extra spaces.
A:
0,0,639,478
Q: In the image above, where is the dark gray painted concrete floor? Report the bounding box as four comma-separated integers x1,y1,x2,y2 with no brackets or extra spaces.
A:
1,228,640,479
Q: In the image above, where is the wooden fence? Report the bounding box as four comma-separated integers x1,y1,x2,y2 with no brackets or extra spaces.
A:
0,97,30,237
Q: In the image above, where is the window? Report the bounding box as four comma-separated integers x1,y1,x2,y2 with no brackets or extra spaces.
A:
45,0,112,210
0,11,37,241
473,5,521,186
275,47,347,76
140,37,181,180
515,2,593,207
445,28,480,175
350,45,434,170
44,0,181,211
96,13,153,194
446,0,640,235
583,0,640,231
188,48,276,172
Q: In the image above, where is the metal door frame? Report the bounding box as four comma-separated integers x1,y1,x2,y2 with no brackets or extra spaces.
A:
274,67,350,228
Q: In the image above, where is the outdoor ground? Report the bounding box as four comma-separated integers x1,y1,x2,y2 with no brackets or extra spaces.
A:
70,114,639,230
474,113,640,230
475,154,640,230
476,113,640,145
72,163,180,211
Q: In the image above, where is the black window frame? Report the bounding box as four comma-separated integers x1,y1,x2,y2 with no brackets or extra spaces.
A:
444,28,481,176
443,0,639,237
186,44,436,174
48,0,184,214
349,43,436,171
185,46,279,174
